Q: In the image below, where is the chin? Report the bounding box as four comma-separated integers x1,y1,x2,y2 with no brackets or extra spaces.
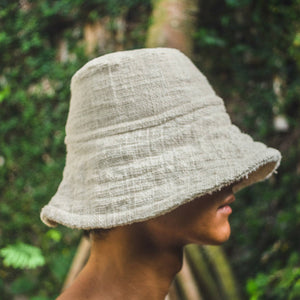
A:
212,223,231,245
192,223,231,246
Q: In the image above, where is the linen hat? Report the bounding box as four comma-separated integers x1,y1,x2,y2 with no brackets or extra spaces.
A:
40,47,281,229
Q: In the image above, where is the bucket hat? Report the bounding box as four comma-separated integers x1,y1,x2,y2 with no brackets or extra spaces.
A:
40,47,281,229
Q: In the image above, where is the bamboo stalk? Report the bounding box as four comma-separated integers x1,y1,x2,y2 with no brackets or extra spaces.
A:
61,236,91,292
174,249,203,300
203,245,241,300
185,244,223,300
166,280,181,300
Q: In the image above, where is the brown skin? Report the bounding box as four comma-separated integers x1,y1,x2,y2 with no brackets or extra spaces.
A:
57,183,236,300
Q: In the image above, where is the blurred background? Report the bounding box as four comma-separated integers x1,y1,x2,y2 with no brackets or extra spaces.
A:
0,0,299,299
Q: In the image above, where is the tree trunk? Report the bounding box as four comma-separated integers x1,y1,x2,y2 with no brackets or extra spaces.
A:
146,0,199,57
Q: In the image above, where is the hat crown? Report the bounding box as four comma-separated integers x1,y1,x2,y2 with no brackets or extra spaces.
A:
66,48,216,138
40,47,281,229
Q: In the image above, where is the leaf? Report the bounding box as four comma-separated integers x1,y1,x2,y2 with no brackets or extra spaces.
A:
225,0,251,8
11,276,36,294
0,85,10,103
293,32,300,47
0,242,45,269
46,229,62,242
194,28,227,47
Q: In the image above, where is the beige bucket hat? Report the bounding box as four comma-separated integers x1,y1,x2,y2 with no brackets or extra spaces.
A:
40,47,281,229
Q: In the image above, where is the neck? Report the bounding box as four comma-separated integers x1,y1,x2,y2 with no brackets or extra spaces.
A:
59,224,184,300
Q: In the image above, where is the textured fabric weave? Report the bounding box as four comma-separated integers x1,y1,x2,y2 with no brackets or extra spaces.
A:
40,48,281,229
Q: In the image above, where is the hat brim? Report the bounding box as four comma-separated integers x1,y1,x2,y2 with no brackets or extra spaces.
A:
40,98,281,229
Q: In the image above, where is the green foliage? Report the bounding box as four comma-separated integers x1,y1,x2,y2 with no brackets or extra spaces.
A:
225,0,251,8
0,84,10,103
193,0,300,299
194,28,227,47
0,243,45,269
1,0,298,299
11,275,37,294
247,253,300,300
46,229,62,242
0,0,150,299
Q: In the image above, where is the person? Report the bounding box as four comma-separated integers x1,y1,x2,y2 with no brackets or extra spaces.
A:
40,48,281,300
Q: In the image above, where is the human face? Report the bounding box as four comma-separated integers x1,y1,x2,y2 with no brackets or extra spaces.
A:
147,184,236,246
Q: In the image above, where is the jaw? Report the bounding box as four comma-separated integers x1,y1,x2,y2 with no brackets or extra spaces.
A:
188,220,232,246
